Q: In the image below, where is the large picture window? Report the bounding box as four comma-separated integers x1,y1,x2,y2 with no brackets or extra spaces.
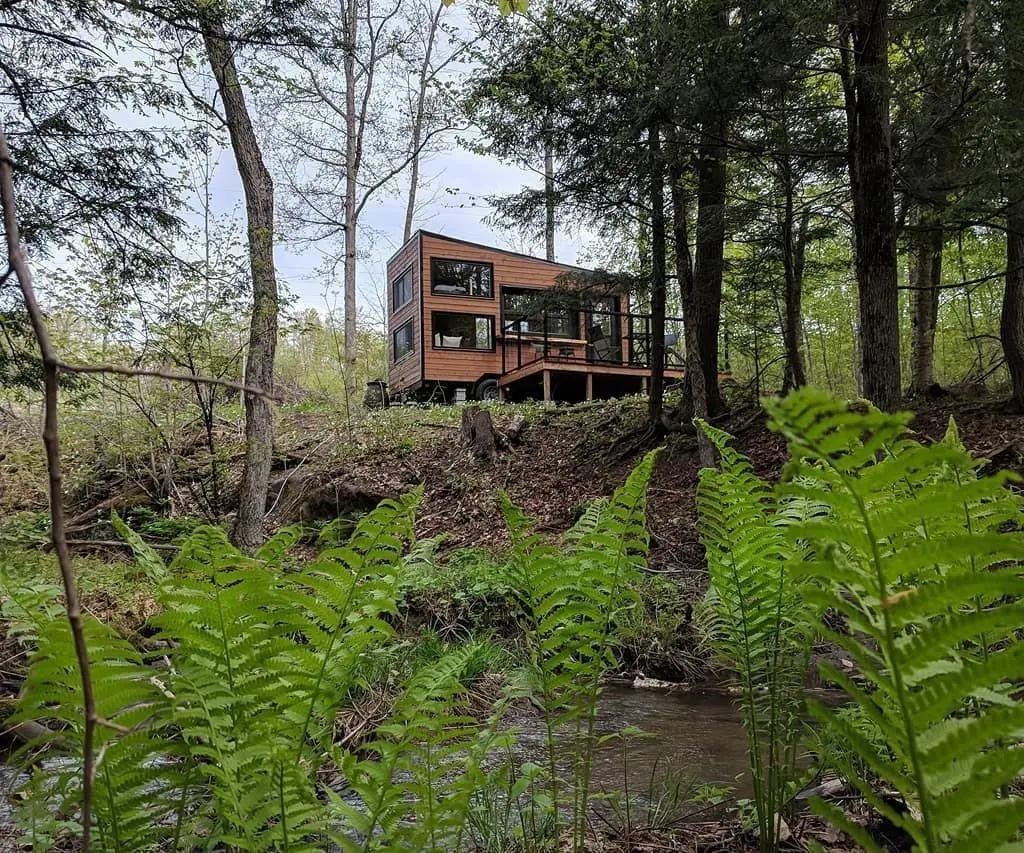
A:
432,312,494,350
391,266,413,311
431,258,493,298
392,320,414,363
502,287,579,339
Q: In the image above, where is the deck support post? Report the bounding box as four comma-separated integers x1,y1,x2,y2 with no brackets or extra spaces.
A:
641,376,648,396
542,369,553,405
585,372,594,401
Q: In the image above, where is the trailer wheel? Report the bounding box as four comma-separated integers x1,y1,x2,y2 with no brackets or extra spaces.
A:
474,378,500,402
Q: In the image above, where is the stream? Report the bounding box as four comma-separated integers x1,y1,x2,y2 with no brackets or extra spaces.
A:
0,687,753,836
512,685,751,796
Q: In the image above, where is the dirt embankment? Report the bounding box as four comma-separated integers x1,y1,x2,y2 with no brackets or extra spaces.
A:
4,393,1022,600
264,394,1023,599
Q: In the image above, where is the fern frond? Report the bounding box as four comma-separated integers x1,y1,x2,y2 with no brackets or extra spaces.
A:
110,510,166,582
695,420,813,852
765,387,1024,853
12,616,180,852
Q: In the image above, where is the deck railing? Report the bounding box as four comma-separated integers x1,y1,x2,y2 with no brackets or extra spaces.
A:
500,308,686,375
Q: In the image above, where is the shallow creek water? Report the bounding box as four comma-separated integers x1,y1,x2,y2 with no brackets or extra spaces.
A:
0,687,753,836
512,685,752,796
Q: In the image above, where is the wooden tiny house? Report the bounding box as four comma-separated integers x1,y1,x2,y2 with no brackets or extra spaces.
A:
385,231,686,404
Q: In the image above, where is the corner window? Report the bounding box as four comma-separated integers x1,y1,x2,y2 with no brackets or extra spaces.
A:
432,312,494,350
392,266,413,311
392,320,414,363
502,287,579,339
431,258,493,298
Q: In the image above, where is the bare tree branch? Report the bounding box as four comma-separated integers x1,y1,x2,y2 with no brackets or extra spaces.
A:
0,133,97,849
54,360,280,400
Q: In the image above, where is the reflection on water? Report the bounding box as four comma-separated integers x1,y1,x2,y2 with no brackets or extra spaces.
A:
512,685,753,796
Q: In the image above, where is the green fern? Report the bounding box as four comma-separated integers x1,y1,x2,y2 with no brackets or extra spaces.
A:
14,492,425,851
765,387,1024,852
504,449,659,852
110,511,166,583
333,642,503,852
10,615,181,852
695,421,816,853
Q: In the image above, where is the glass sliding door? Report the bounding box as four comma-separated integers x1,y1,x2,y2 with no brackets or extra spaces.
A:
585,297,622,363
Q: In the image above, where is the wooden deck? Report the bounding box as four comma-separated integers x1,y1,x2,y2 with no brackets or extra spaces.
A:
498,356,686,402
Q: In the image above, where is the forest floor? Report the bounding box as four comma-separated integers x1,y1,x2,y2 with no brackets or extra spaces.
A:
1,388,1020,850
1,386,1022,682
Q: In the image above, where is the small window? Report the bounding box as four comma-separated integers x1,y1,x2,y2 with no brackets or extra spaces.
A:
392,320,414,363
431,258,493,298
392,266,413,311
432,312,494,350
502,287,579,339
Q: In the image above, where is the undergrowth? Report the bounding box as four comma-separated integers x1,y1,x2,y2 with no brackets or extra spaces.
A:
3,451,661,852
5,388,1024,852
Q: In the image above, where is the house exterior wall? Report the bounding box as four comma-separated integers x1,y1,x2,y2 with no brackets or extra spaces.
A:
385,233,422,393
386,231,588,394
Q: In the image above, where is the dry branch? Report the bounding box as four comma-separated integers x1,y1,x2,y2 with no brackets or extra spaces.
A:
0,133,97,848
56,360,280,401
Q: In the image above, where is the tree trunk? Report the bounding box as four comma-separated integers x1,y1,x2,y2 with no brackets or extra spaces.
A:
647,124,667,427
781,197,809,392
544,133,556,262
908,213,943,395
693,113,727,416
343,0,358,371
1002,4,1024,411
460,405,498,460
841,1,901,409
199,10,277,552
403,1,443,242
543,0,556,262
668,130,714,467
1004,205,1024,410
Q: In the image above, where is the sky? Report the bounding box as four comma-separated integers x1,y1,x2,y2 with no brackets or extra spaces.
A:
193,2,601,333
203,90,591,332
206,136,593,331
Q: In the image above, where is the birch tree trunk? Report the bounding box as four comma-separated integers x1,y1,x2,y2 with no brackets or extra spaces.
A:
403,1,443,242
343,0,359,372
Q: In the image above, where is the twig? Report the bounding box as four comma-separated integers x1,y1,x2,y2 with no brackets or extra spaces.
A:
0,136,97,848
55,360,279,401
65,539,178,552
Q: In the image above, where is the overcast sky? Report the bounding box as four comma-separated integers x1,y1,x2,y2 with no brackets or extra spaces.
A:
193,2,601,332
206,142,594,330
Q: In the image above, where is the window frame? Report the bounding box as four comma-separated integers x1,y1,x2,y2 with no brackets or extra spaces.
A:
430,257,495,299
391,265,413,312
430,311,496,352
392,319,414,364
501,285,581,340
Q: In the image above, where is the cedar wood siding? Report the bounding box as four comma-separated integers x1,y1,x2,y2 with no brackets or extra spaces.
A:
420,233,585,384
386,234,422,393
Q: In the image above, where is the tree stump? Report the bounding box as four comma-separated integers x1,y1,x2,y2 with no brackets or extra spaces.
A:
460,405,498,461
